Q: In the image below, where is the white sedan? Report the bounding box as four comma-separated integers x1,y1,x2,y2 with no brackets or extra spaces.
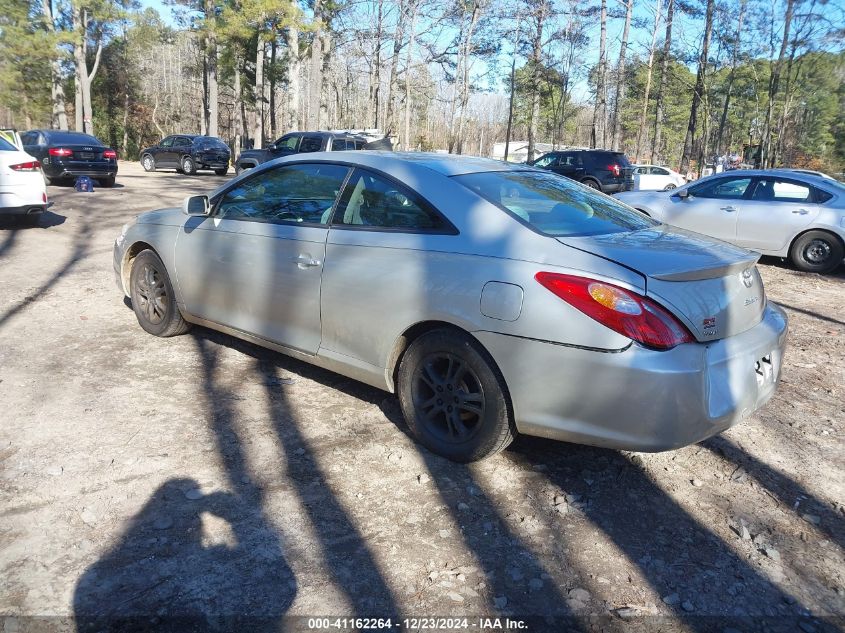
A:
615,169,845,273
0,136,48,223
633,164,686,190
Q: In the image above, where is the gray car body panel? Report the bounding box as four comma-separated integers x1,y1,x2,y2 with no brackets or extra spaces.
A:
114,152,789,451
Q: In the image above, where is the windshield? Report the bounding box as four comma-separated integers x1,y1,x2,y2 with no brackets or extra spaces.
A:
0,137,16,151
453,170,657,237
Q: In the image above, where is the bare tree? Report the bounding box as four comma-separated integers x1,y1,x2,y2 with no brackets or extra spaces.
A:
610,0,633,151
650,0,673,164
760,0,796,168
633,0,661,161
679,0,714,175
590,0,608,148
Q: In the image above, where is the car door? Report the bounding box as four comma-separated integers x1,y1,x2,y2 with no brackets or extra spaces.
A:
664,175,754,242
172,137,192,164
650,167,672,189
320,167,458,371
155,136,176,167
634,166,654,190
174,162,351,353
531,153,559,171
554,152,586,181
734,176,820,252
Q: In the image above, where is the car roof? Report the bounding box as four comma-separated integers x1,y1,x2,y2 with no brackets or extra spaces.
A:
308,151,526,176
694,168,832,184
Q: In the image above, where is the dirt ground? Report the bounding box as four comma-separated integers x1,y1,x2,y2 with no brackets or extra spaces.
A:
0,161,843,632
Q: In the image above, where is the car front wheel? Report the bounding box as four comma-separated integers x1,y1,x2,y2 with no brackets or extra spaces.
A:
129,249,190,337
398,328,515,462
142,155,156,172
789,231,844,274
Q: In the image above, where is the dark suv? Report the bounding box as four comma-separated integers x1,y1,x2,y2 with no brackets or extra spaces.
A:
235,131,370,174
530,149,634,193
140,135,230,176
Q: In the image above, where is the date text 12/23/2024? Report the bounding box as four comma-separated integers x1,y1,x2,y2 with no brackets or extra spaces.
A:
306,618,529,631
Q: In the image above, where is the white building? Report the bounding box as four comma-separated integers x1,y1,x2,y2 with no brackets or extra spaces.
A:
490,141,557,163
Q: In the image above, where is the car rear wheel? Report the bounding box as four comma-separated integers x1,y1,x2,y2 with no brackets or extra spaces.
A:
215,167,228,176
129,249,190,337
581,179,601,190
789,230,844,274
664,183,677,190
181,156,196,175
100,177,115,188
142,154,156,172
398,328,515,463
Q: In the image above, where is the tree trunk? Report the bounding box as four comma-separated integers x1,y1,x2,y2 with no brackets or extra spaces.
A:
760,0,795,168
455,0,481,155
72,3,84,131
715,0,745,157
371,0,384,129
610,0,633,151
651,0,673,164
41,0,68,130
285,23,300,131
403,5,417,151
385,0,407,135
269,39,277,139
503,18,521,162
308,0,323,130
526,6,546,162
679,0,714,175
233,53,244,157
208,31,219,137
591,0,608,148
634,0,661,162
253,37,264,149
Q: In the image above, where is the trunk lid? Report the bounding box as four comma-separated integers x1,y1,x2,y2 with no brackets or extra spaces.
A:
557,226,766,342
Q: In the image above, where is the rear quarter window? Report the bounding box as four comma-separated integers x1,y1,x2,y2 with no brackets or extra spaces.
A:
0,137,16,151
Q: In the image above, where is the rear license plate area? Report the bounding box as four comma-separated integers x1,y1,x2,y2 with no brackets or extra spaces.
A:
77,152,94,160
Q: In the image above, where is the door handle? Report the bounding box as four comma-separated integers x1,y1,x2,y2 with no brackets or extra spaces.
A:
292,254,321,268
720,206,737,212
792,208,809,215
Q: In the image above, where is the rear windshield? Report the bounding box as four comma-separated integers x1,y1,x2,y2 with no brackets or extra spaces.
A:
196,136,229,150
589,151,631,166
454,170,656,237
47,132,102,146
0,137,16,151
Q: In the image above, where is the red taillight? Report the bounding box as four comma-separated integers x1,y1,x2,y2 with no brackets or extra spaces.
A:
535,272,694,350
607,163,621,177
103,149,117,159
42,192,48,202
10,160,41,172
49,147,73,157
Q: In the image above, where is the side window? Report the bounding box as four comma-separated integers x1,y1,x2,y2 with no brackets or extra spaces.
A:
299,136,323,153
533,154,558,168
689,177,752,199
559,153,582,167
160,137,174,148
330,138,346,151
215,163,350,224
274,135,300,151
751,178,811,202
21,132,37,145
815,188,833,204
354,140,366,150
334,169,446,231
653,167,669,175
175,137,191,147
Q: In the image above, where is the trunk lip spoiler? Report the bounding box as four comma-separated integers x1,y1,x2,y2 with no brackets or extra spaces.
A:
648,253,760,281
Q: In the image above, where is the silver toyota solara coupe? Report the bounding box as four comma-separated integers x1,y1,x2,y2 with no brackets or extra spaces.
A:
114,152,788,462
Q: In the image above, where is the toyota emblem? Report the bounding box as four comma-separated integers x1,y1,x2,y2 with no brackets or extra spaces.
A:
742,269,754,288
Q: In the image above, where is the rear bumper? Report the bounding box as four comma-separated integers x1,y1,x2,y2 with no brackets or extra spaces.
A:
602,180,635,193
0,203,46,216
43,161,117,179
477,303,788,452
0,187,47,215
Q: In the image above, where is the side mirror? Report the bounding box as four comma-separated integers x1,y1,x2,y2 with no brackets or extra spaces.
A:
183,195,210,216
676,189,690,200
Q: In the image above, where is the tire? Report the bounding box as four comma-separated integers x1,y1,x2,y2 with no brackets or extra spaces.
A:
181,156,196,175
215,167,228,176
789,230,844,274
141,154,156,172
100,177,116,188
664,183,677,190
397,328,515,463
129,249,190,337
581,179,601,190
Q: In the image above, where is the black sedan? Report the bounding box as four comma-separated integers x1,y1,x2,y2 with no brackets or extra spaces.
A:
140,135,230,176
21,130,118,187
